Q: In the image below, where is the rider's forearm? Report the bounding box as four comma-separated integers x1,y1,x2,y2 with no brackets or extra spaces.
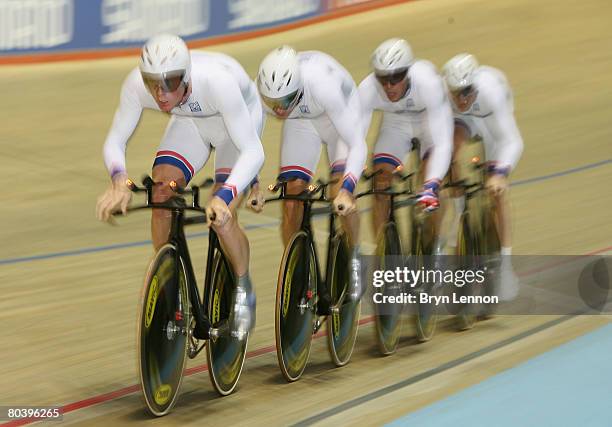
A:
215,143,264,205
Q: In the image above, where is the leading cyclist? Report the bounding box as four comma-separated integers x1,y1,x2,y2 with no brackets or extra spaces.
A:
95,34,265,337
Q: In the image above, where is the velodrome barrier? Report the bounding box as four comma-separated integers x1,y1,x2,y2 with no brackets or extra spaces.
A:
0,0,411,64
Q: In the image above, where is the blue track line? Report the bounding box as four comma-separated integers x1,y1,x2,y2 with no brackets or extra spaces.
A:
511,159,611,187
1,159,610,266
0,220,280,266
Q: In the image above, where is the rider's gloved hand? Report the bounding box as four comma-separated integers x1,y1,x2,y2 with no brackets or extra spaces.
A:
206,195,232,227
416,179,440,213
333,189,356,216
246,183,265,213
96,172,133,223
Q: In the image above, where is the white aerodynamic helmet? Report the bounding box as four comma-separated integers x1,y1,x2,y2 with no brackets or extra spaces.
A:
139,34,191,93
442,53,479,90
371,38,414,75
257,46,303,111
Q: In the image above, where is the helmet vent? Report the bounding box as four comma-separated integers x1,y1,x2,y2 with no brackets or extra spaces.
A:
389,51,402,65
287,75,292,86
272,71,276,82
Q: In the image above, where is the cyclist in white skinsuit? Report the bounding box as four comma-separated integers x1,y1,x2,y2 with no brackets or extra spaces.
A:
359,38,453,248
442,53,524,300
255,46,368,306
96,34,264,338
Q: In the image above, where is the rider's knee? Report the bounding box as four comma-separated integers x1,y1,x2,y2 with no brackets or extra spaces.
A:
152,165,186,203
285,178,308,195
373,163,394,191
282,179,307,220
152,183,175,204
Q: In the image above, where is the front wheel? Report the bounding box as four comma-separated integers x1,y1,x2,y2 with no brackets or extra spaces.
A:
206,250,248,395
374,221,404,355
138,244,190,416
327,233,361,366
411,209,438,342
275,231,318,382
455,213,478,330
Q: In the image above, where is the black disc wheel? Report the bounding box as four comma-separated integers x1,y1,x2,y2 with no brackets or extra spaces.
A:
456,214,479,330
206,250,248,395
138,244,190,416
480,210,502,319
411,212,438,342
373,221,404,355
275,231,318,382
327,233,361,366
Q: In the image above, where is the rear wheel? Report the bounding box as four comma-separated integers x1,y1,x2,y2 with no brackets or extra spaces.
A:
138,244,189,416
374,221,404,355
206,250,248,395
275,231,318,382
327,233,361,366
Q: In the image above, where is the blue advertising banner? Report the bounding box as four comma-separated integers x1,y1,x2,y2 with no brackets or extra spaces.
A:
0,0,325,56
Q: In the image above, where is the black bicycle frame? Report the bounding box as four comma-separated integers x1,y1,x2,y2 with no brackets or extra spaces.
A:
167,208,213,338
267,181,337,305
122,176,217,340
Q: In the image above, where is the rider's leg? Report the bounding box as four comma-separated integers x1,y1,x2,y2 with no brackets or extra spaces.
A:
213,139,259,337
371,162,397,239
492,187,519,300
371,114,414,239
417,154,444,253
446,123,470,252
279,118,322,247
152,115,211,250
211,185,249,276
211,186,256,337
493,190,512,250
281,179,309,247
151,164,187,250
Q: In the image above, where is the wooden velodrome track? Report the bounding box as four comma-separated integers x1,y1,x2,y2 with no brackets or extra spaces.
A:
1,0,611,425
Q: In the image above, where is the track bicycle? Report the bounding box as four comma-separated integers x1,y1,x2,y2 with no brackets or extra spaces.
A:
115,176,249,416
265,178,361,381
449,137,502,330
356,168,414,354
